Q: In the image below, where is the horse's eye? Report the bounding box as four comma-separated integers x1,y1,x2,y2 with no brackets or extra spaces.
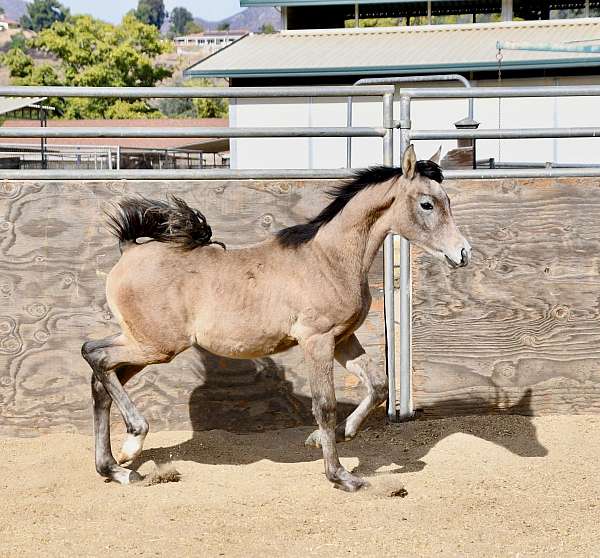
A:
420,201,434,211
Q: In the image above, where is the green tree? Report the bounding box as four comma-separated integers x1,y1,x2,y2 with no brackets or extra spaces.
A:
20,0,70,32
217,22,230,31
8,32,27,51
3,14,172,119
189,79,228,118
170,6,193,35
259,23,276,33
134,0,167,30
184,21,203,34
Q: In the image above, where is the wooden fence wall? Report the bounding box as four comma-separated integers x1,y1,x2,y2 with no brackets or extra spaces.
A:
2,176,600,436
413,177,600,417
0,179,383,436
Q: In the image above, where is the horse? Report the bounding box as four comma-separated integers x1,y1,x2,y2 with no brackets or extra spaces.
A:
82,145,471,492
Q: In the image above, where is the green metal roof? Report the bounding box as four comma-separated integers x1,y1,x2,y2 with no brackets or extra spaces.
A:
241,0,421,5
186,18,600,79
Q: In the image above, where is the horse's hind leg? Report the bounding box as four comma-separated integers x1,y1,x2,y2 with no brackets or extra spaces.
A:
83,334,168,484
305,333,387,448
91,372,141,484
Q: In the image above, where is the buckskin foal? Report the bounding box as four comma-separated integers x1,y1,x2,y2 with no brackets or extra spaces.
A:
82,145,471,492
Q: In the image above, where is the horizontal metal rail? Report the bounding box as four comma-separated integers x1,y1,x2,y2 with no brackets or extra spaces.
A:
0,126,385,139
445,168,600,179
0,169,356,180
478,160,600,169
1,168,600,181
410,127,600,140
401,85,600,99
355,74,475,119
0,85,394,99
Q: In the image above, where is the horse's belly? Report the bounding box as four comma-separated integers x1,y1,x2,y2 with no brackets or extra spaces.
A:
194,326,297,359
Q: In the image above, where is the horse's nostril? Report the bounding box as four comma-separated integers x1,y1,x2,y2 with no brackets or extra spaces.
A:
460,248,468,266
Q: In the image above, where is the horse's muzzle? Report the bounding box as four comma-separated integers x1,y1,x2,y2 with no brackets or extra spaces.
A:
445,248,470,269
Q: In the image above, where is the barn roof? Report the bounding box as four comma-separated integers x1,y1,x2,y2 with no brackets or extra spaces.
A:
0,97,46,115
186,17,600,78
0,118,229,153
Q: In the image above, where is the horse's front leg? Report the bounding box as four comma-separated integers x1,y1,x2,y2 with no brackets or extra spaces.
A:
301,333,368,492
305,333,387,448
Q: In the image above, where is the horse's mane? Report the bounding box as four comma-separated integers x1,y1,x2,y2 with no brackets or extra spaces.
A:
276,161,443,248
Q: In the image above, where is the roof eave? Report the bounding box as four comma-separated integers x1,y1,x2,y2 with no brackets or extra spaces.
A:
185,58,600,79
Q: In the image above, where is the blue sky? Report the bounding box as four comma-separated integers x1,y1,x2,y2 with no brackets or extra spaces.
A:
60,1,243,24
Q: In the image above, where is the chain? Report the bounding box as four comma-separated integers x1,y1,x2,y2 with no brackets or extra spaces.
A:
497,48,503,83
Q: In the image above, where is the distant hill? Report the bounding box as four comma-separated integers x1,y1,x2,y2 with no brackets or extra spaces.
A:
195,7,281,33
0,0,27,21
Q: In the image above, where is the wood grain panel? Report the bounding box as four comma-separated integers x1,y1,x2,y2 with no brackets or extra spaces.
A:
413,177,600,416
0,180,385,436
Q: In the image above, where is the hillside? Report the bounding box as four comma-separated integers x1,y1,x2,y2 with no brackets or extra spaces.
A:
0,0,27,20
195,7,281,32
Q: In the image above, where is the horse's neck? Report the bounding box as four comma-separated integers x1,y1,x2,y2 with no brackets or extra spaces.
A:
314,180,395,278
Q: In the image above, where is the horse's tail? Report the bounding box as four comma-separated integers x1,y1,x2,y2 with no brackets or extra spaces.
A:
106,195,225,253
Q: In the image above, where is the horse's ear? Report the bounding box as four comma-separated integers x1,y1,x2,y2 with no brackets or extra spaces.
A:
402,144,417,180
429,146,442,165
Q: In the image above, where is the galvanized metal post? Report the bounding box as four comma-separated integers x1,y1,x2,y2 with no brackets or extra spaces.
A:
346,97,353,168
501,0,513,21
398,95,414,421
382,92,396,421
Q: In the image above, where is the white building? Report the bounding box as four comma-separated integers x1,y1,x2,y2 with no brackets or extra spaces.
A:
174,31,247,56
186,1,600,169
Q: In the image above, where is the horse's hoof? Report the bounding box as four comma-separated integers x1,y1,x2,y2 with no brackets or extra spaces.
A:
334,476,369,492
126,470,144,484
117,433,146,465
304,430,322,448
330,468,369,493
109,466,143,485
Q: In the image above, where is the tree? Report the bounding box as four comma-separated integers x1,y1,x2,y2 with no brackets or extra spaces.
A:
20,0,70,32
259,23,276,33
8,32,27,50
3,14,172,119
217,22,230,31
157,79,227,119
184,21,203,34
190,79,228,118
134,0,167,30
170,6,193,35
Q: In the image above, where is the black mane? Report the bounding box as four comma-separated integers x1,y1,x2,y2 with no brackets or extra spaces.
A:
276,160,443,248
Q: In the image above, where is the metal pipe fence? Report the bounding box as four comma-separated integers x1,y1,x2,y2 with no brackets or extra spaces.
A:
2,84,600,423
390,83,600,421
0,84,400,422
0,126,386,139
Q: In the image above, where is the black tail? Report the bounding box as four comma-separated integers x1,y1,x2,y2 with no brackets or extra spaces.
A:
106,195,225,251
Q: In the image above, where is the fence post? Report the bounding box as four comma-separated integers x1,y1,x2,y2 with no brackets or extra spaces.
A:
382,92,397,421
398,95,414,421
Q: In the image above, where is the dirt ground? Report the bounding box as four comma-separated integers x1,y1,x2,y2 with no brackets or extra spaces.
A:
1,413,600,557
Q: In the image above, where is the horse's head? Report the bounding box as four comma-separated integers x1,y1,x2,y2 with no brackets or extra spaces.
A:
393,145,471,269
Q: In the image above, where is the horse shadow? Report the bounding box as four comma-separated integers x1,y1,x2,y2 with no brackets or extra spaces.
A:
132,349,548,477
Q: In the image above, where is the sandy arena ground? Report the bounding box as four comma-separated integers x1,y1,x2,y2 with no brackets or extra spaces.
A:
1,414,600,557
